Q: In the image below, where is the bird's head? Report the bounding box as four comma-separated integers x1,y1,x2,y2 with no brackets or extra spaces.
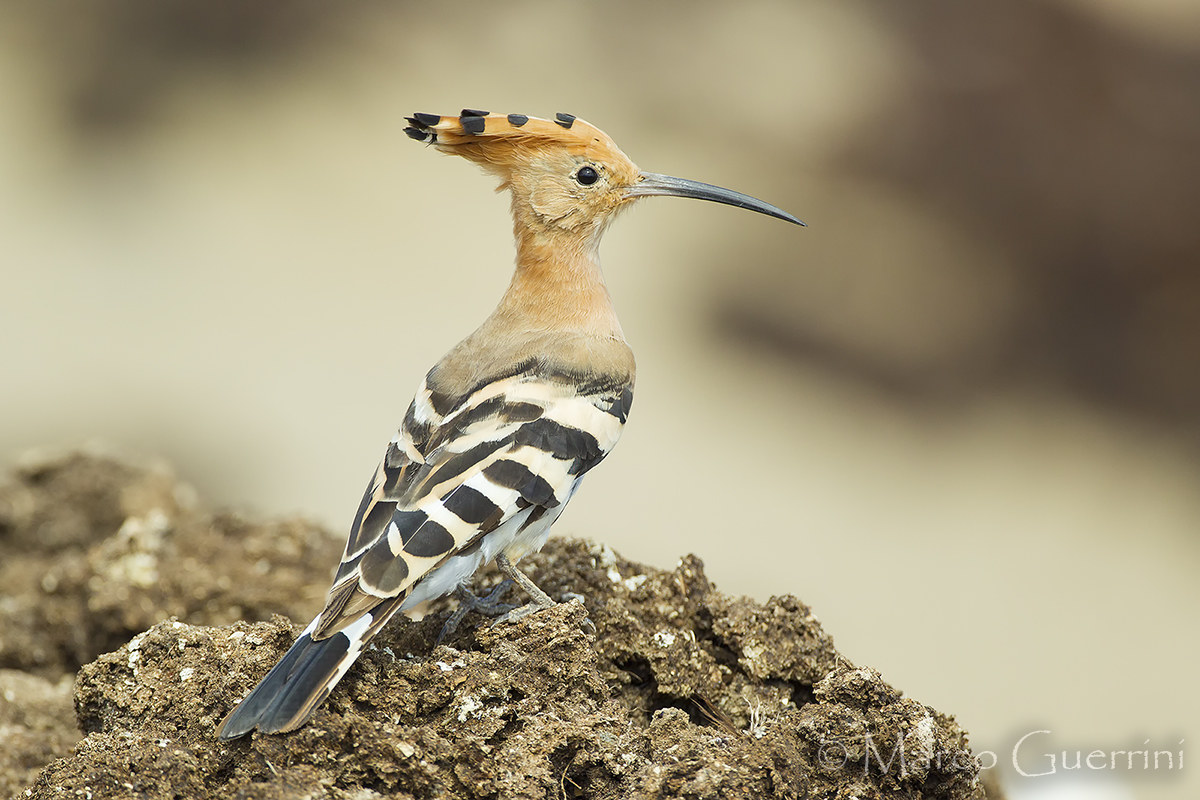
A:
405,110,802,245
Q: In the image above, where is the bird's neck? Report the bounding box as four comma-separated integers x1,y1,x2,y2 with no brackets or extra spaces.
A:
493,225,625,340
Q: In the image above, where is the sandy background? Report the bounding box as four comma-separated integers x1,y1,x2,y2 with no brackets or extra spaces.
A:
2,2,1198,798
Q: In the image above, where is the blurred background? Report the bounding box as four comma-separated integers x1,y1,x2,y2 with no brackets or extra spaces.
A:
2,1,1197,797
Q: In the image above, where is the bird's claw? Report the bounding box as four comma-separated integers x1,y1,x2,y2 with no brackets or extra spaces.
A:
437,580,517,643
490,596,556,628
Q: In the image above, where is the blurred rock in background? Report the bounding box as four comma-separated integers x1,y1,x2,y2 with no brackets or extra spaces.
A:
719,0,1200,434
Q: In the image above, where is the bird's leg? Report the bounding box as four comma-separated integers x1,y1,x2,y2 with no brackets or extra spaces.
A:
491,553,557,626
464,579,519,614
437,580,516,644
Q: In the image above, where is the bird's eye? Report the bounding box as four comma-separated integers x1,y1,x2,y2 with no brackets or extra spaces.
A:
575,166,599,186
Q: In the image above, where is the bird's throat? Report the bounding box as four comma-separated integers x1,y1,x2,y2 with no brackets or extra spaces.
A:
498,228,624,339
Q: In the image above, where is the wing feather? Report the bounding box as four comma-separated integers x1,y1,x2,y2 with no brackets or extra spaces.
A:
221,367,633,737
311,372,629,641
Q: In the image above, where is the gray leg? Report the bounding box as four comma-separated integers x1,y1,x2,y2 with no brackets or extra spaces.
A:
437,580,515,644
492,553,557,626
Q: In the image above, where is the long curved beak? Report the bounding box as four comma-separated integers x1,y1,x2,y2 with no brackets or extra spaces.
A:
626,172,805,226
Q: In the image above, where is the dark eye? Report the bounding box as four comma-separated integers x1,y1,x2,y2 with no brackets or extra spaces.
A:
575,166,599,186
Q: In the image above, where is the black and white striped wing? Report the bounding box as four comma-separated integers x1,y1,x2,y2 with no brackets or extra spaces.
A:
217,373,631,737
319,374,633,631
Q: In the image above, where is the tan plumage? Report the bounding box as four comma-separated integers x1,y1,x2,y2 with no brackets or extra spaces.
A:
217,110,802,739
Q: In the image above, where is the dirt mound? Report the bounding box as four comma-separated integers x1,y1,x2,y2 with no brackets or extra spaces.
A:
1,451,996,799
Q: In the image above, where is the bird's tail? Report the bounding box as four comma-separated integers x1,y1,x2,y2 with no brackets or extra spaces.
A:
217,596,405,739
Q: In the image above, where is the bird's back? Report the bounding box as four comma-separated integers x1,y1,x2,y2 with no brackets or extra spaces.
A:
218,325,633,738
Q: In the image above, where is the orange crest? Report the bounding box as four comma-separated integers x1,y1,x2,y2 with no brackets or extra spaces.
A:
405,110,637,178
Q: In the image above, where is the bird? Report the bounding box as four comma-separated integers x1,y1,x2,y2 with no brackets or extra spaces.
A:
217,109,803,739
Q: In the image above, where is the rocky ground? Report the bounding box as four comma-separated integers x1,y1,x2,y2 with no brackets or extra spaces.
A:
0,449,1000,799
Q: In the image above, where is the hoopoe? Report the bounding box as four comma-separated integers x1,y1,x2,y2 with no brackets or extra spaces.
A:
217,110,802,739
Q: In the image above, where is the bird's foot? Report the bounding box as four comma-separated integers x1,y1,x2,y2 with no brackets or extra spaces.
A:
491,596,556,627
492,590,595,633
437,580,516,644
442,554,584,637
489,552,558,627
464,579,518,614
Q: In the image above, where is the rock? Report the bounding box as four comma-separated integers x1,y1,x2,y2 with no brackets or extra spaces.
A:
0,451,998,798
0,670,77,799
0,448,344,677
